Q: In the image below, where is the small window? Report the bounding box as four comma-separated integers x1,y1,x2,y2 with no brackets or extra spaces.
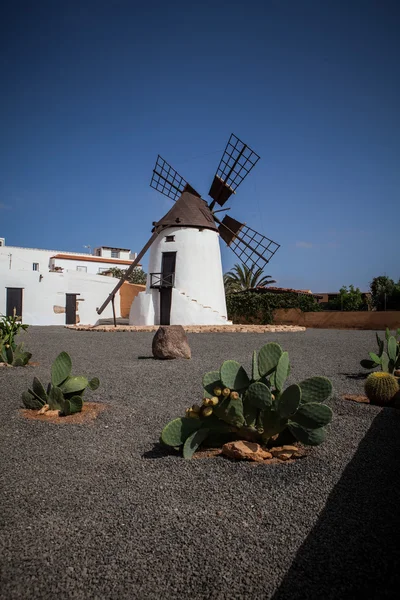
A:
165,235,175,242
111,250,119,258
76,266,87,272
32,263,39,271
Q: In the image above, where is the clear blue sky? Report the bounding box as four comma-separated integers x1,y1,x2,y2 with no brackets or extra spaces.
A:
1,0,398,292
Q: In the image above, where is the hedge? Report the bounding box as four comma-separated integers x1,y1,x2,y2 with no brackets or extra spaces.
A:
226,292,322,325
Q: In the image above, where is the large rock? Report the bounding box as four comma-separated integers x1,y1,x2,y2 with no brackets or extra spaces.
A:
152,325,191,360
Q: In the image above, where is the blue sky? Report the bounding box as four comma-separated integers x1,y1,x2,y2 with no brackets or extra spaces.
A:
1,0,398,292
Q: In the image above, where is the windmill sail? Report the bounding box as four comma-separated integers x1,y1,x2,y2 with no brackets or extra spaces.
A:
216,214,280,271
150,155,200,202
208,134,260,207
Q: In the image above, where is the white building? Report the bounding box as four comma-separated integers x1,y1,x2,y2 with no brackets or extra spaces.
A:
129,192,230,326
0,238,140,325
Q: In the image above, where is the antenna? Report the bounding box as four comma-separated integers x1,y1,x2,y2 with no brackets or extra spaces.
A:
208,134,260,208
150,155,200,202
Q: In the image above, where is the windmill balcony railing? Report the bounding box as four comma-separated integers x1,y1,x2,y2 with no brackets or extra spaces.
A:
150,273,175,289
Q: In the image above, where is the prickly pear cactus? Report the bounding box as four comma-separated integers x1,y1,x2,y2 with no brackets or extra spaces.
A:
21,351,100,416
361,329,400,374
161,342,334,459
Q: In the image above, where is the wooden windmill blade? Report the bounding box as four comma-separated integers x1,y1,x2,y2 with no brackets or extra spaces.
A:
208,134,260,208
215,214,280,271
150,155,200,202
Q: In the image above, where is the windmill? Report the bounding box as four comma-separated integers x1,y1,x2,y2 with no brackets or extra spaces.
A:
97,134,280,326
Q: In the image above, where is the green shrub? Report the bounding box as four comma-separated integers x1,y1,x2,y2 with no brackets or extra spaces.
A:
226,291,321,325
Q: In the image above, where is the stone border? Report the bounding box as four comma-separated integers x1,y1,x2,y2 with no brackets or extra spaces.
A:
66,324,306,334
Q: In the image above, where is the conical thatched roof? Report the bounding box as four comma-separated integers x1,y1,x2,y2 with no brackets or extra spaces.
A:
153,192,217,232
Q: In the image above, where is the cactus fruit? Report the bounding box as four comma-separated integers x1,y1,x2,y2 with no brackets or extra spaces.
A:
202,406,213,417
213,387,222,396
222,388,231,397
209,397,219,406
188,410,200,419
191,404,201,413
230,391,239,400
364,372,399,405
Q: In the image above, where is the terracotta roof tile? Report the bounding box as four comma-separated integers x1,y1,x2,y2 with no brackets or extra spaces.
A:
51,254,141,266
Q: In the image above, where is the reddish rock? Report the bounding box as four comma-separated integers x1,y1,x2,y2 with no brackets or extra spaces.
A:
222,441,272,462
152,326,191,360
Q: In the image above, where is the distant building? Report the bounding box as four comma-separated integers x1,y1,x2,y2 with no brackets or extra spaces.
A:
0,238,141,325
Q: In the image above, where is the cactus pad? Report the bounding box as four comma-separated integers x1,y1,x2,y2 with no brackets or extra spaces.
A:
288,422,327,446
22,391,44,410
161,417,202,447
220,360,250,391
292,402,333,429
60,376,89,395
245,382,272,411
251,350,260,382
88,377,100,391
277,384,301,419
298,376,332,403
51,352,72,386
48,386,65,411
202,370,222,398
183,428,210,459
275,352,290,391
214,396,245,428
63,395,84,416
258,342,282,377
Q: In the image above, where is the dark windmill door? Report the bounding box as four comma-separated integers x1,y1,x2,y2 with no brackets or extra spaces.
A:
65,294,78,325
160,252,176,325
6,288,23,319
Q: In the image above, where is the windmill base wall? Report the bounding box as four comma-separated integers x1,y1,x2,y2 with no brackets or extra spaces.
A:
129,226,231,326
129,289,232,326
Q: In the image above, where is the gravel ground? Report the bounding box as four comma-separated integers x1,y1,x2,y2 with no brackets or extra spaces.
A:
1,327,399,600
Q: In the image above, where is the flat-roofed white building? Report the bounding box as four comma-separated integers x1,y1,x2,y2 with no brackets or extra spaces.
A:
0,238,141,325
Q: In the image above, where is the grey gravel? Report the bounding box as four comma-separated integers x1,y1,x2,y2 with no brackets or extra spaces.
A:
1,327,399,600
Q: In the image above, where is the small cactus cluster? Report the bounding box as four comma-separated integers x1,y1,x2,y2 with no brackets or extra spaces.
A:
0,314,31,367
361,328,400,374
161,342,333,459
364,372,399,405
0,340,32,367
22,351,99,416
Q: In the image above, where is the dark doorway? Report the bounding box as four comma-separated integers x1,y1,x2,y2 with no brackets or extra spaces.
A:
160,252,176,326
6,288,23,319
65,294,78,325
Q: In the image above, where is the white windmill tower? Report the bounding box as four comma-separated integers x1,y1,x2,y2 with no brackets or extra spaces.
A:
96,134,280,326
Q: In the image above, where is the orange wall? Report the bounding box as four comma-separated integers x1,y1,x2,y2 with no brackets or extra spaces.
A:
120,282,146,318
273,308,400,330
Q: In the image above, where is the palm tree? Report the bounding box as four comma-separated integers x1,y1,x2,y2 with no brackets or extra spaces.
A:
224,263,276,293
